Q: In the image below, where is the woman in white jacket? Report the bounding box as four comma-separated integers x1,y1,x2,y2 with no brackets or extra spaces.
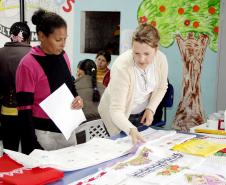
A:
98,24,168,145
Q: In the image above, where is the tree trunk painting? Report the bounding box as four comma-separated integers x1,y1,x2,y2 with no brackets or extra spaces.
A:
172,33,209,131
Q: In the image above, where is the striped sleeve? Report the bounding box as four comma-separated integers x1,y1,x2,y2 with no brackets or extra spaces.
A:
16,62,35,110
16,61,43,154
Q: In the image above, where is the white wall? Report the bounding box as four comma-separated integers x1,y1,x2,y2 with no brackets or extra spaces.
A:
217,0,226,111
71,0,142,75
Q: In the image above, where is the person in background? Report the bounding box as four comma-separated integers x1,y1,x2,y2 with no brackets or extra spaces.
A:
16,9,83,154
95,50,111,87
75,59,105,121
0,22,31,151
98,24,168,145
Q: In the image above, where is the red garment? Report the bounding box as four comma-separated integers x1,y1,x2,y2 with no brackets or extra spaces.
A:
0,155,64,185
103,69,110,87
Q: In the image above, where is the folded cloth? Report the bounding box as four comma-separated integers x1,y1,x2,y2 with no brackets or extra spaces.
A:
0,154,64,185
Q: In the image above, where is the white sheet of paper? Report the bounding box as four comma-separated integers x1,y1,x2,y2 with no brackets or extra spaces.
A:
39,83,86,140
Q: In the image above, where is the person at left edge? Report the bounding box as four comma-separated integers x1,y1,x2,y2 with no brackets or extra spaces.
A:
16,9,83,154
0,22,31,151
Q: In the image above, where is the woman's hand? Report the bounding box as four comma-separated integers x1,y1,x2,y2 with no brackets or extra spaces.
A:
71,96,83,109
141,109,154,126
129,128,146,145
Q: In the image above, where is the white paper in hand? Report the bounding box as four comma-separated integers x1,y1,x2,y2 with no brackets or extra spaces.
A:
39,83,86,140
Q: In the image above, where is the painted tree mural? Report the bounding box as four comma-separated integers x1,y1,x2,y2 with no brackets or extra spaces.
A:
137,0,220,131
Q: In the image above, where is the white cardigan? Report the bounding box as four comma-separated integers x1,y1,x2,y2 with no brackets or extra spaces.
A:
98,49,168,136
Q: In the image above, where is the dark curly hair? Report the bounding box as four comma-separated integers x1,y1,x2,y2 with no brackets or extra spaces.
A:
31,9,67,37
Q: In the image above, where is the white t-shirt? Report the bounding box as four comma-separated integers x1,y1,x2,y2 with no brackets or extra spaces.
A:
131,58,156,114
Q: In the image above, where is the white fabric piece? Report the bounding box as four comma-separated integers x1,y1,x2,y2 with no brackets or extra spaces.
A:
4,138,132,171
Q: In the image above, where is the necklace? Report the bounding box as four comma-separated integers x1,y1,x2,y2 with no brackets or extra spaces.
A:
140,71,148,91
133,57,150,91
134,64,148,91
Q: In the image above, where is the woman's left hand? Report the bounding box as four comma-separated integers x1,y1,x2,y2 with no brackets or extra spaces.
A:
129,128,146,145
71,96,83,109
140,109,154,126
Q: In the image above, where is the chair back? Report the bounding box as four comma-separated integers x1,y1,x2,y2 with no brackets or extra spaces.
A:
75,119,109,143
162,81,174,108
152,80,174,127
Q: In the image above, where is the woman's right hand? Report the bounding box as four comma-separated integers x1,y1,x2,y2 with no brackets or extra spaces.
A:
129,128,146,145
71,96,83,109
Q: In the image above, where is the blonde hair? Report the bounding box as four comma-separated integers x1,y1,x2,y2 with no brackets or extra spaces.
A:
132,24,160,48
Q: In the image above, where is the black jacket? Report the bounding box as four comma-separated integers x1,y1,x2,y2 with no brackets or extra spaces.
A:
0,42,31,108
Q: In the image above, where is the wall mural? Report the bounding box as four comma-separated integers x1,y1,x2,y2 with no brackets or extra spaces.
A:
137,0,220,131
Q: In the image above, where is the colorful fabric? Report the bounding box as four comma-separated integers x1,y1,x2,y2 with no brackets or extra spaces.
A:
215,148,226,156
219,148,226,153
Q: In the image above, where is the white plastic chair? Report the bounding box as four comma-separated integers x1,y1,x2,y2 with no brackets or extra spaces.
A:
75,119,109,143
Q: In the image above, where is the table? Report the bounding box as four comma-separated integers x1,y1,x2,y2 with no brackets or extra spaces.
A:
51,125,195,185
52,125,225,185
51,126,151,185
